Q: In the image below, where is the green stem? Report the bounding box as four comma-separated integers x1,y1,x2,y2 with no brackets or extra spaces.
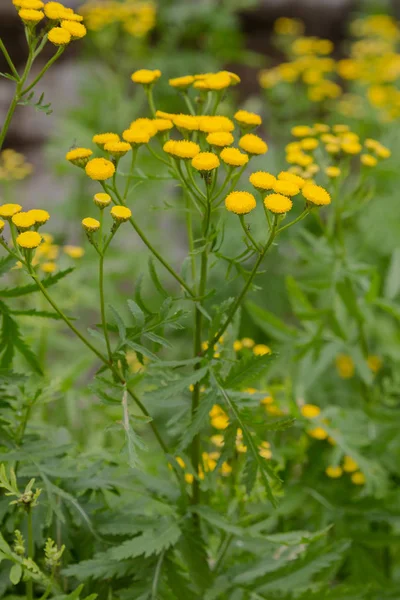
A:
26,508,34,600
147,143,170,166
145,86,156,116
239,215,262,253
21,47,64,96
184,161,207,201
276,208,309,235
123,147,137,200
181,90,195,115
0,37,19,79
185,192,197,285
99,254,113,363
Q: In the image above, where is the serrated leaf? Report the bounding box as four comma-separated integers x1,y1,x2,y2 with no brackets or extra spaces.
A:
125,340,160,362
111,518,181,560
178,390,216,451
0,267,74,297
224,354,273,390
148,257,169,299
0,255,16,275
127,299,145,329
109,305,126,341
384,248,400,300
145,366,208,403
144,331,173,348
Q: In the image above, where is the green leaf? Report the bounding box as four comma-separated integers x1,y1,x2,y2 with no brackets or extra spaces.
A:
144,331,173,348
178,391,216,451
336,278,364,324
223,354,273,390
145,366,208,403
384,248,400,300
286,275,314,316
9,309,63,319
125,340,160,362
179,519,212,594
0,267,74,297
109,305,126,341
0,255,16,276
148,257,169,299
9,564,22,585
0,308,43,375
246,301,298,341
263,417,295,431
111,518,181,560
127,299,145,329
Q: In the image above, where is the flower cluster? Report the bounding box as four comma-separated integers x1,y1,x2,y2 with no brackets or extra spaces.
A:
80,0,156,37
12,1,86,45
0,149,33,182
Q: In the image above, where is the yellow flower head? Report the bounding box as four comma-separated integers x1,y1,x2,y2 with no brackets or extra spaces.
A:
111,206,132,222
172,114,199,132
367,355,382,373
41,262,56,274
264,193,293,214
169,75,195,88
234,110,262,128
192,152,220,172
163,140,200,159
0,220,4,233
19,8,44,22
131,69,161,85
48,27,71,45
259,441,272,460
14,0,44,8
93,132,120,149
253,344,271,356
0,204,22,219
198,116,234,133
374,144,391,159
85,158,115,181
104,141,131,158
241,337,254,348
286,152,313,167
278,171,306,189
343,455,358,473
351,472,365,485
220,147,248,167
249,171,276,191
325,166,341,178
122,129,151,146
360,154,377,167
302,183,331,206
206,132,234,148
65,147,93,167
62,11,83,23
93,192,112,208
61,20,87,38
153,119,173,132
335,353,354,379
341,141,362,155
314,123,330,133
12,212,35,231
220,462,232,476
199,72,232,91
326,466,343,479
130,118,158,136
308,427,328,440
211,434,224,448
17,231,42,249
44,1,69,20
225,191,256,215
301,404,321,419
325,143,340,155
82,217,100,232
301,137,319,151
239,134,268,156
272,180,300,197
291,125,315,138
233,340,243,352
333,124,349,134
64,245,84,259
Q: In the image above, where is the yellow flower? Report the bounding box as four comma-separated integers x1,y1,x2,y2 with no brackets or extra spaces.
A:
351,471,366,485
335,354,355,379
225,191,256,215
286,152,313,167
64,245,84,259
48,27,71,45
211,413,229,430
123,129,151,146
169,75,195,88
274,17,304,36
130,118,158,136
93,192,112,208
367,355,382,373
249,171,276,191
220,462,232,476
253,344,271,356
93,132,120,149
44,1,69,20
301,404,321,418
131,69,161,85
41,262,56,274
19,8,44,22
16,231,42,249
332,124,349,133
234,110,262,128
241,337,254,348
341,141,362,155
211,434,224,448
220,147,248,167
291,125,315,138
325,166,341,178
62,11,83,23
278,171,306,189
200,72,232,91
12,212,35,231
326,466,343,479
14,0,44,8
308,427,328,440
325,143,341,155
153,119,173,132
343,455,358,473
374,144,391,159
235,429,247,453
175,456,186,469
264,193,293,214
259,441,272,460
163,140,200,159
192,152,220,172
65,147,93,167
110,206,132,222
272,180,300,197
185,473,194,484
172,114,199,132
301,137,319,151
198,116,234,133
206,132,234,148
233,340,243,352
239,134,268,156
0,204,22,219
314,123,330,133
302,183,331,206
361,154,377,167
0,220,5,233
27,209,49,225
85,158,115,181
104,141,131,158
60,20,86,38
82,217,100,232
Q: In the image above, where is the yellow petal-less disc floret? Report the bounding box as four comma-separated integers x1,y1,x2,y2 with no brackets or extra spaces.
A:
272,180,300,197
44,1,69,20
41,262,56,274
18,8,44,22
60,20,86,38
153,119,173,132
163,140,200,160
302,183,331,206
374,143,391,159
360,154,377,167
111,206,132,222
65,147,92,166
253,344,271,356
206,132,234,148
198,116,235,133
48,27,71,45
234,110,262,128
64,245,84,258
278,171,306,189
0,220,5,233
220,147,249,167
0,204,22,219
92,132,120,149
16,231,42,249
301,404,321,418
301,137,319,151
131,69,161,85
239,134,268,156
27,209,50,226
343,455,358,473
85,158,115,181
93,192,112,208
192,152,220,172
169,75,195,89
122,129,151,146
249,171,276,191
325,166,341,178
264,194,293,214
14,0,44,8
351,472,366,485
308,427,328,440
225,191,256,215
341,141,362,155
104,141,131,158
291,125,315,138
200,72,232,91
172,114,199,132
326,466,343,479
12,212,35,231
82,217,100,232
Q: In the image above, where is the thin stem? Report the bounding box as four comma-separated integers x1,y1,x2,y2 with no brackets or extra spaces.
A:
0,37,19,79
147,143,170,166
151,550,165,600
21,47,64,96
145,86,156,116
214,533,233,572
181,91,195,115
185,161,207,201
213,164,247,206
185,192,197,285
276,208,309,235
239,216,262,253
26,508,34,600
99,254,113,363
